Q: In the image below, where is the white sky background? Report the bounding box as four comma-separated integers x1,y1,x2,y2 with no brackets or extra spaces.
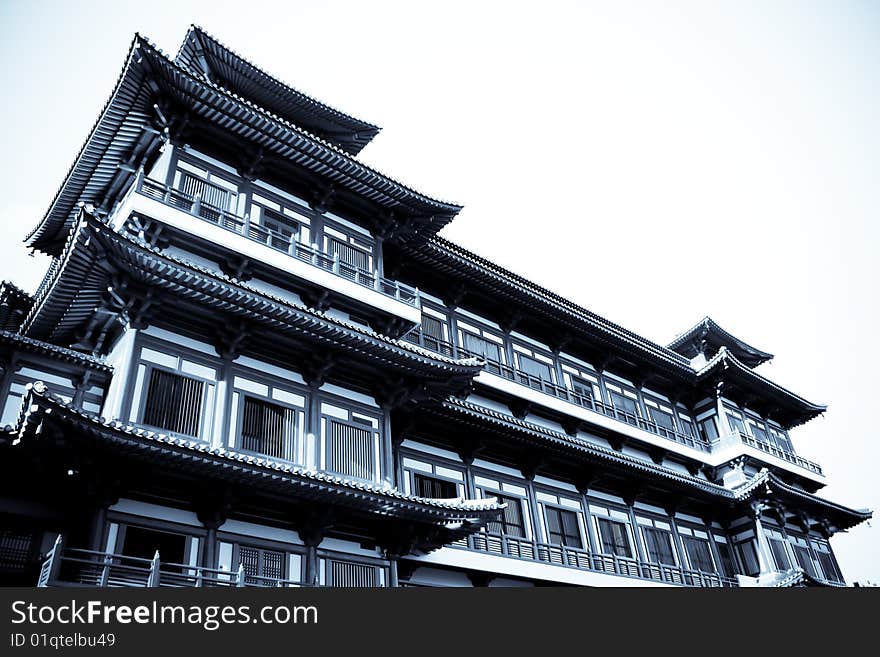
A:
1,0,877,583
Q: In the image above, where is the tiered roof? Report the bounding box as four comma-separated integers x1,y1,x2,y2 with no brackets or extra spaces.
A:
10,383,503,538
175,26,381,155
670,316,774,368
23,211,483,396
0,281,34,331
26,33,461,255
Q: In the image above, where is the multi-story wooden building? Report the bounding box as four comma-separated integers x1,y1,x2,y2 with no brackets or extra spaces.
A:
0,27,869,588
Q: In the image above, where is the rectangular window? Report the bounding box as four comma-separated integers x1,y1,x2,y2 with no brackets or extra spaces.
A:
327,236,371,272
597,518,633,558
714,539,739,578
815,548,842,583
327,560,380,587
240,397,297,460
767,536,790,571
518,354,552,382
727,413,746,435
487,494,526,538
682,536,715,573
771,428,794,453
420,315,450,355
260,207,299,250
648,406,676,431
642,527,677,566
735,539,760,576
326,419,375,480
545,507,582,548
608,390,639,417
699,417,719,442
463,332,502,363
142,369,204,437
749,422,770,444
413,473,458,499
792,545,817,578
179,170,238,211
570,377,594,403
0,530,34,571
239,545,286,585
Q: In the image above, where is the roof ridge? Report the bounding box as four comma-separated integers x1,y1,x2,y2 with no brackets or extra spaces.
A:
177,25,381,133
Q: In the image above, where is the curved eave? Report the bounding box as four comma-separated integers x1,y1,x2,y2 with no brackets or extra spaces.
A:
733,470,871,531
23,212,484,380
0,330,112,374
437,398,730,498
669,317,774,368
27,34,461,256
14,386,503,526
407,237,693,378
26,36,156,253
697,348,826,428
176,26,380,155
0,281,35,331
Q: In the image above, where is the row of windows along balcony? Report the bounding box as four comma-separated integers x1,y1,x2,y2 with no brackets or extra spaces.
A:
119,164,419,308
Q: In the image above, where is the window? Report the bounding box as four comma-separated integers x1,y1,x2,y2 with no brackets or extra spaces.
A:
518,354,552,382
570,377,594,403
642,527,677,566
699,417,719,442
749,421,770,444
714,538,739,578
682,536,715,573
813,541,843,583
487,494,526,538
735,539,760,576
261,207,299,250
326,419,375,480
0,530,35,571
327,559,381,587
726,413,746,435
597,518,633,558
771,428,794,453
648,406,675,431
326,232,372,273
239,545,286,585
678,416,697,439
766,532,791,571
240,397,296,460
462,332,502,363
420,314,450,355
413,473,458,499
792,544,818,578
142,369,204,437
608,390,639,417
177,167,238,211
544,507,582,548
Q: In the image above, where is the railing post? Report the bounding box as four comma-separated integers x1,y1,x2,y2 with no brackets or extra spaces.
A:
311,243,320,266
332,252,340,275
134,166,145,192
98,553,113,587
191,193,202,218
147,550,161,587
38,534,64,587
236,563,246,587
195,567,203,588
242,212,250,238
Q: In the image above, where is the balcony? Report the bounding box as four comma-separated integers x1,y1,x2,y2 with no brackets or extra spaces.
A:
458,533,737,587
37,538,301,588
403,329,710,452
717,430,823,476
112,172,421,322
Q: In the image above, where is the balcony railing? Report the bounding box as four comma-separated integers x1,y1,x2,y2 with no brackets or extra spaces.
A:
130,172,419,307
37,537,301,588
464,533,737,587
725,430,823,475
402,329,710,452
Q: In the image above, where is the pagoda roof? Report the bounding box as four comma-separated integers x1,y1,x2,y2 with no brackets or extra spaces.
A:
11,382,503,531
26,33,461,256
697,348,826,428
402,237,694,378
22,212,483,389
0,281,34,331
428,400,869,530
730,468,871,532
175,26,380,155
669,316,774,368
0,330,112,374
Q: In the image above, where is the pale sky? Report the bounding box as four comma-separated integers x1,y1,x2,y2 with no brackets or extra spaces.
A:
1,0,877,583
